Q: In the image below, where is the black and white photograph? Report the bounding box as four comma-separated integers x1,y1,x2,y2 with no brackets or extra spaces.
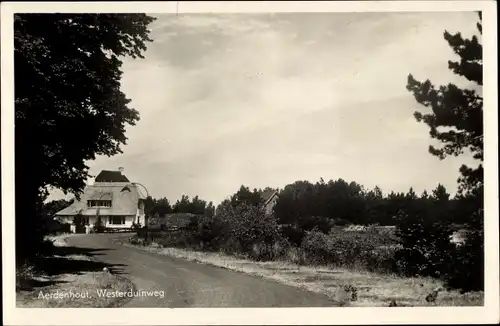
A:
2,1,498,325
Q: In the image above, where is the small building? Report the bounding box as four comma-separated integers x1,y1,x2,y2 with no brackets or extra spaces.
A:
55,168,146,233
260,189,279,215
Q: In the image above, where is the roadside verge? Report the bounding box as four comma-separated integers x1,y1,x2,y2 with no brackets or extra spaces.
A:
16,234,135,308
119,238,484,307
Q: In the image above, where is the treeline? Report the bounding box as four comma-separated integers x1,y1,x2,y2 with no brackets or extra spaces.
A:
273,178,476,229
144,195,215,217
144,185,279,218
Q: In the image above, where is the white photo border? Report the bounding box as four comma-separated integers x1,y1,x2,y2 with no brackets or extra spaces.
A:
2,1,498,325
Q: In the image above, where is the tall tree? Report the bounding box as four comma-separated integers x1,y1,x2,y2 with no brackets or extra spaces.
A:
404,13,483,291
190,196,207,215
204,201,215,218
173,195,191,213
405,187,418,200
151,197,172,217
230,185,263,208
406,12,483,200
431,184,451,202
421,190,429,199
144,196,156,216
14,14,156,261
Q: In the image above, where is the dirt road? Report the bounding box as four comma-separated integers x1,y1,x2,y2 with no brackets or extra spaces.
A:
66,233,335,307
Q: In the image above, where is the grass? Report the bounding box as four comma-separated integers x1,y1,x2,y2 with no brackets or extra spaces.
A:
122,238,484,307
16,234,134,308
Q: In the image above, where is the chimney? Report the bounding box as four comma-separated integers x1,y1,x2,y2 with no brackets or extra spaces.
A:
118,167,124,174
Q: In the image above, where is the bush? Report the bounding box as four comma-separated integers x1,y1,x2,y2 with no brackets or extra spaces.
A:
393,210,455,278
136,227,148,238
444,209,484,291
58,223,71,234
156,230,196,249
299,228,395,272
280,225,305,246
16,263,37,291
365,225,399,245
300,229,332,265
194,215,230,251
215,201,284,257
298,216,336,233
249,238,291,261
392,205,484,292
93,215,106,233
72,214,87,233
362,245,396,273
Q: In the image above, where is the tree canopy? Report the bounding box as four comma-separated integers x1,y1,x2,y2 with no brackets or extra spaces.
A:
15,14,155,197
403,12,484,291
15,14,156,260
406,12,483,199
144,194,214,217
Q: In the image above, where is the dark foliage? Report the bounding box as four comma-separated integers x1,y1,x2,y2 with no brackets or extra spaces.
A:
15,13,155,262
406,12,483,198
444,208,484,291
403,12,483,290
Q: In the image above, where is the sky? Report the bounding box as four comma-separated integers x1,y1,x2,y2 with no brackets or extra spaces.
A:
49,11,482,205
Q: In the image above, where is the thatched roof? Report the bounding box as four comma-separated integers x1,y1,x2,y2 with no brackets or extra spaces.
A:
95,170,129,182
55,183,145,216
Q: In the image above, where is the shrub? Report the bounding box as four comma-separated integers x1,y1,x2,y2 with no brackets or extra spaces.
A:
72,214,87,232
393,210,455,278
16,264,37,291
136,227,148,238
194,215,230,251
361,245,396,273
59,223,71,234
93,215,106,233
300,229,331,265
250,237,291,261
365,225,399,245
298,216,336,233
299,228,395,272
156,230,195,249
280,225,305,246
215,201,284,257
443,208,484,291
282,246,307,265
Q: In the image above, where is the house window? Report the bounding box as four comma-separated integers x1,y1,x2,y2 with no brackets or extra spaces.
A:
108,216,126,225
87,200,112,208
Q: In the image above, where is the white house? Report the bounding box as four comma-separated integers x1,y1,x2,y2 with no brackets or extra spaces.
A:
55,168,146,233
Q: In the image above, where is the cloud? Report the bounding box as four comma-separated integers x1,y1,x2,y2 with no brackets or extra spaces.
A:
46,11,482,204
